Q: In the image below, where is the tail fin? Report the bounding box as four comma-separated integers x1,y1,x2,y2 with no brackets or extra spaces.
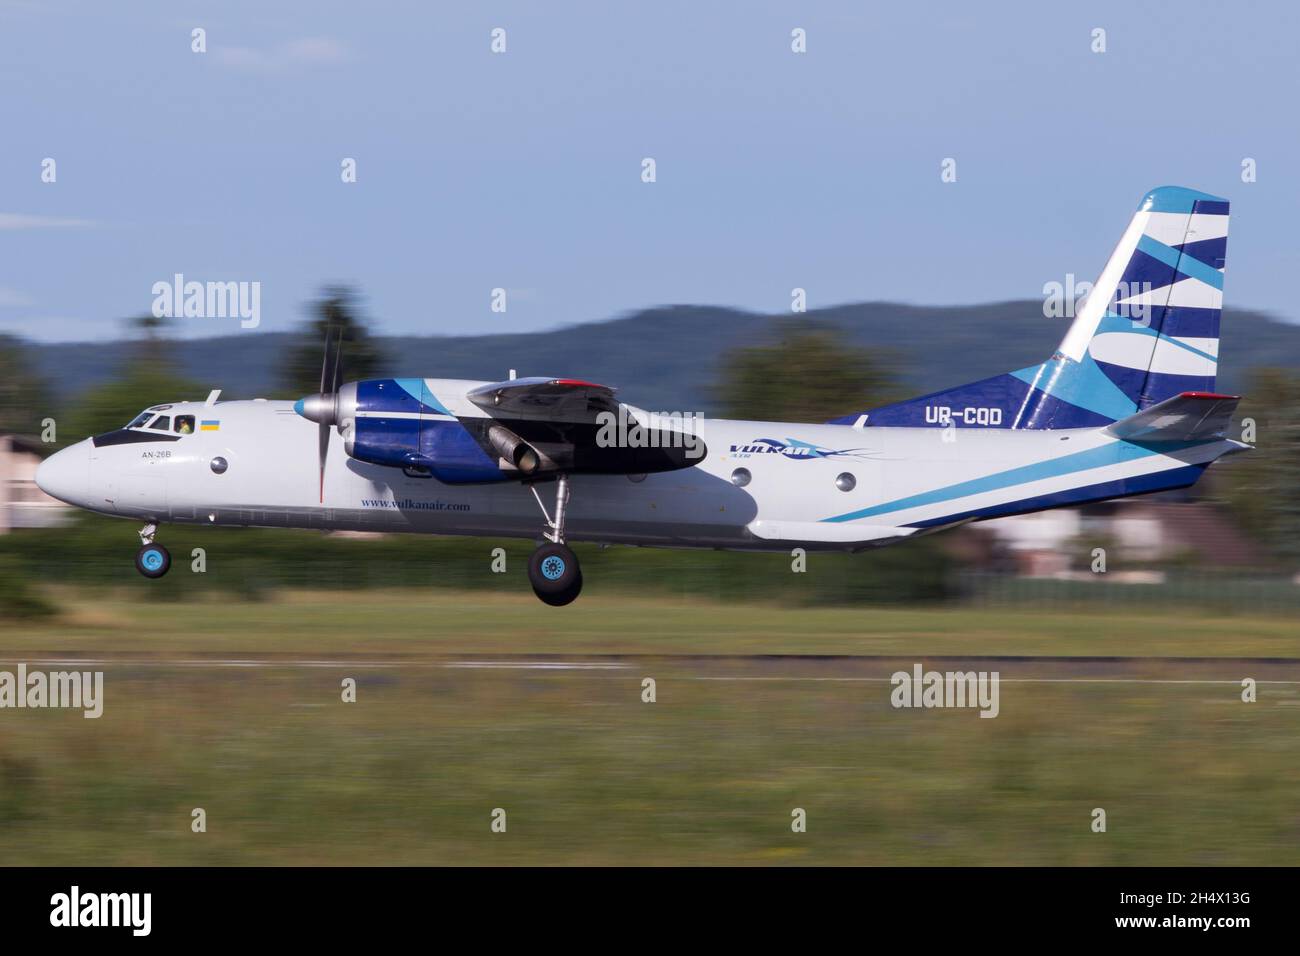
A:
835,186,1230,430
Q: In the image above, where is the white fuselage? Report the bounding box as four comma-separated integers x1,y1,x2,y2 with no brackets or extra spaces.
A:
37,379,1237,551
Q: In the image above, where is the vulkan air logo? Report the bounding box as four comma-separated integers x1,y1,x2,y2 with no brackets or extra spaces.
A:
729,438,868,460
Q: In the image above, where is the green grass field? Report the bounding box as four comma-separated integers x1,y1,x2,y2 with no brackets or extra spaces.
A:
1,589,1297,865
10,586,1300,657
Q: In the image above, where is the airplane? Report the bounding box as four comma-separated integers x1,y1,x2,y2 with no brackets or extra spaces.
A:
37,185,1248,605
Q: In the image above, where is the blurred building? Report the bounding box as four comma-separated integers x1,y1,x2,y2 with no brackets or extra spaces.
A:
981,509,1082,577
0,434,72,532
979,499,1266,576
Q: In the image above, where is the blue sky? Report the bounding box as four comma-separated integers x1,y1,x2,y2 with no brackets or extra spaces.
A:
3,0,1298,342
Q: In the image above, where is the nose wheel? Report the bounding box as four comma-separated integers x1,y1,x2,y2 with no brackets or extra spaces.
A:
134,523,171,579
134,543,171,578
527,474,582,605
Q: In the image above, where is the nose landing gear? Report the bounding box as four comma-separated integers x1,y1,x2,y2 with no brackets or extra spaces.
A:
134,522,171,579
527,475,582,606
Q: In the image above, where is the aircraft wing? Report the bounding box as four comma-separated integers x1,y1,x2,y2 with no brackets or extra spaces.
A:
458,377,702,476
1104,391,1240,442
466,377,618,420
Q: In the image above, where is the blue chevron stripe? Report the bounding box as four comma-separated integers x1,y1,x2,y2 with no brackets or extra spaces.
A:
394,378,454,417
1135,235,1224,290
1174,236,1228,268
822,438,1210,523
1091,312,1217,362
901,463,1209,528
1010,351,1137,422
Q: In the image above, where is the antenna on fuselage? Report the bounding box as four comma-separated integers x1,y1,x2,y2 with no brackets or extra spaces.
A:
205,389,221,407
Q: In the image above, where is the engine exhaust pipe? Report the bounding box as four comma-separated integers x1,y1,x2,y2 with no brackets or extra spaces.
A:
488,425,541,475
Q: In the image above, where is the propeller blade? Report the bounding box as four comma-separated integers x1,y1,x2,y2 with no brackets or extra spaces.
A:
319,420,329,503
331,327,344,394
318,325,333,503
319,324,332,395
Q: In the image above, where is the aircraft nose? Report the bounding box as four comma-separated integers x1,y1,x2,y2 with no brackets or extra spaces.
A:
35,440,91,507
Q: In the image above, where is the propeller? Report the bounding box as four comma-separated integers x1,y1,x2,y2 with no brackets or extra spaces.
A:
293,326,344,503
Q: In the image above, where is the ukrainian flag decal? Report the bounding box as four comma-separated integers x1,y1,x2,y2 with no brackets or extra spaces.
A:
200,420,221,432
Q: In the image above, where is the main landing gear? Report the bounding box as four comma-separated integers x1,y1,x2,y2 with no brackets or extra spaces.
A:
133,522,171,579
527,474,582,606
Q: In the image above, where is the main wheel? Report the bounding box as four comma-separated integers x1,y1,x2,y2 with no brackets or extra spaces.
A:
134,542,171,579
528,542,580,599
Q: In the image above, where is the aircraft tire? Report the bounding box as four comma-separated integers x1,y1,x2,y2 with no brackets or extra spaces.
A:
529,543,581,598
134,543,171,579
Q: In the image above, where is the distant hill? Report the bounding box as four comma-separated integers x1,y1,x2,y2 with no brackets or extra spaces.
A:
21,301,1300,415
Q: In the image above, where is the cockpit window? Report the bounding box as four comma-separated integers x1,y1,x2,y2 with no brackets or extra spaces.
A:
174,415,195,435
126,412,153,429
148,415,171,431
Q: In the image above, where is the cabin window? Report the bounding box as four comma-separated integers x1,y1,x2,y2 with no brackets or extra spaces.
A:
149,415,171,432
174,415,196,435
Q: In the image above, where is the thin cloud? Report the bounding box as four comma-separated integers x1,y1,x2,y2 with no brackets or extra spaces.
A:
0,213,98,230
214,36,349,73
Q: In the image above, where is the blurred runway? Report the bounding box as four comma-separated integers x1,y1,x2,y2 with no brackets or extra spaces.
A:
2,652,1299,684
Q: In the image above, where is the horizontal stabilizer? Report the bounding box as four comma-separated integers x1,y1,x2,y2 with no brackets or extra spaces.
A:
1104,391,1239,442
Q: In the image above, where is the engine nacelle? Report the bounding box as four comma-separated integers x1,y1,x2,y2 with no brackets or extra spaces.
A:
331,378,512,484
